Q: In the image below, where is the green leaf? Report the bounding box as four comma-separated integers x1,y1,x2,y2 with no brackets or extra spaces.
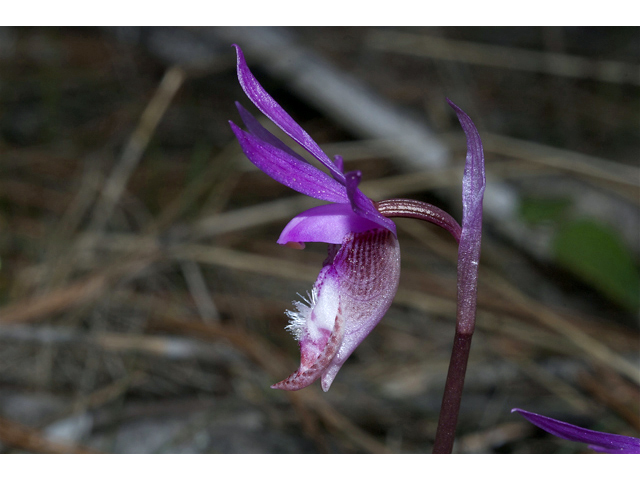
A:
553,219,640,312
519,196,572,225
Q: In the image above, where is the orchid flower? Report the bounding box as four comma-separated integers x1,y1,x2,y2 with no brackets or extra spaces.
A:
513,408,640,454
229,45,401,392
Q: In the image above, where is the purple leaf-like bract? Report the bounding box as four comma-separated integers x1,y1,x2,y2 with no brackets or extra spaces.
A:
513,408,640,453
230,45,400,391
432,99,486,453
449,98,485,334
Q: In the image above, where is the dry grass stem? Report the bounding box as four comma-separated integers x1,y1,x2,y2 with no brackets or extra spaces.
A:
88,66,186,234
367,30,640,86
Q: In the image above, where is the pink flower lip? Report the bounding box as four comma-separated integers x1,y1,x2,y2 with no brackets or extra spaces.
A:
273,228,401,392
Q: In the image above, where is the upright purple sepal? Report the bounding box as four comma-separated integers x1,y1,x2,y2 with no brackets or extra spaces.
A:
230,121,349,204
233,44,345,183
235,101,308,164
513,408,640,454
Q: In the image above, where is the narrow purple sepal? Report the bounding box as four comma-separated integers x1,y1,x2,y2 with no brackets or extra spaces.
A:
277,203,382,245
512,408,640,454
235,101,308,164
345,171,397,236
230,121,349,204
233,44,345,183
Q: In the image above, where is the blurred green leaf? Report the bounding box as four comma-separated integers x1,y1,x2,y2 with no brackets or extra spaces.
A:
519,196,572,224
553,219,640,312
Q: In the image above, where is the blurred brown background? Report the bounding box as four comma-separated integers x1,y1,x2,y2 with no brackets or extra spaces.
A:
0,26,638,453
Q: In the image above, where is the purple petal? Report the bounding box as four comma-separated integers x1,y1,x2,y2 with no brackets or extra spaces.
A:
233,44,345,183
235,102,308,164
345,170,397,235
230,121,349,203
448,100,486,334
277,203,383,245
273,228,401,392
512,408,640,454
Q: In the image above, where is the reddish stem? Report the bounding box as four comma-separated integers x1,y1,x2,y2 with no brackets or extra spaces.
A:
377,197,479,454
432,331,472,453
375,199,461,243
